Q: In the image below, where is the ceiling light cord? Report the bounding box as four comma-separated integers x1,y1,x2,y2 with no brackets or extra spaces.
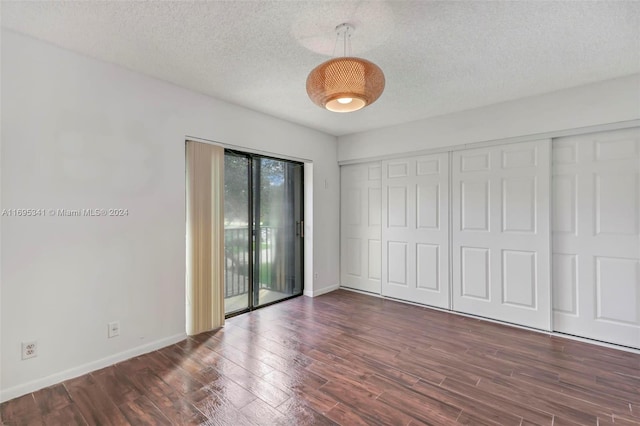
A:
343,28,347,57
332,23,353,58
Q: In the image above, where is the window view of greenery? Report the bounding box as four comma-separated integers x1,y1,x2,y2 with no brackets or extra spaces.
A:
224,153,303,314
224,154,250,312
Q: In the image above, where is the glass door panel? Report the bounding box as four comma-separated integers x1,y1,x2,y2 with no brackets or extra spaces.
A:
254,158,304,307
223,153,251,315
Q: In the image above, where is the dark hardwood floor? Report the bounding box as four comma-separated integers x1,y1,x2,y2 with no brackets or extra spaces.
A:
2,289,640,425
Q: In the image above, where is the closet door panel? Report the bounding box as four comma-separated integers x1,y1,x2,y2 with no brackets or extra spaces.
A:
452,140,551,330
553,128,640,348
340,162,382,293
382,153,450,308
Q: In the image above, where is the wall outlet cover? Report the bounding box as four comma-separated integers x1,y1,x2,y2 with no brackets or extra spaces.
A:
108,321,120,338
22,341,37,360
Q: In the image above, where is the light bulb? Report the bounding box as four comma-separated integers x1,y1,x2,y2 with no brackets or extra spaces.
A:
337,97,353,104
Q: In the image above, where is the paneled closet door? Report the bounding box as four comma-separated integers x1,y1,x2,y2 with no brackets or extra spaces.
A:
381,153,450,308
452,140,551,330
340,162,382,294
553,128,640,348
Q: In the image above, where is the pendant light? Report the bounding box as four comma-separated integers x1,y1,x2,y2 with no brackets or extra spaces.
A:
306,23,385,113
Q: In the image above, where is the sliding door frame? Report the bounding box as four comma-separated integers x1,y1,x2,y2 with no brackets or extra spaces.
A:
225,149,305,318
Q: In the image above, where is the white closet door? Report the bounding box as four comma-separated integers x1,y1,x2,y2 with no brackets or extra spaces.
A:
452,140,551,330
381,153,450,308
340,162,382,293
553,128,640,348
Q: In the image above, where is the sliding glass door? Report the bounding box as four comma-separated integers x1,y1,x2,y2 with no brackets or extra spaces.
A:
224,151,304,315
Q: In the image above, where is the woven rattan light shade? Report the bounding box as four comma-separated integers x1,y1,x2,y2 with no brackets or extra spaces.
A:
306,57,385,113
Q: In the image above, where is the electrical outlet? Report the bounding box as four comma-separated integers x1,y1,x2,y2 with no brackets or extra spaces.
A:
108,321,120,338
22,341,37,360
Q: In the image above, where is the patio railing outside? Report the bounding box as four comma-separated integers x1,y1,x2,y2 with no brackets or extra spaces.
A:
224,226,284,298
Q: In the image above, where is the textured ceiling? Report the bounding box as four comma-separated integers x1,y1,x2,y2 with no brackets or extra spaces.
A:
2,1,640,136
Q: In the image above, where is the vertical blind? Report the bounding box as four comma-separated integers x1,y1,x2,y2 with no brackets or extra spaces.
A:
185,141,225,335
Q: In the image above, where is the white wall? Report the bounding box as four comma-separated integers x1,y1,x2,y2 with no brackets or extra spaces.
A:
338,73,640,162
0,30,339,401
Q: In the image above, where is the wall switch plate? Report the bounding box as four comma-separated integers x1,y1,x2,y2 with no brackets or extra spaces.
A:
22,341,37,360
108,321,120,338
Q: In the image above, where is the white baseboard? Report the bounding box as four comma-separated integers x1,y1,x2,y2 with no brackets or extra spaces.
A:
0,332,187,403
304,283,340,298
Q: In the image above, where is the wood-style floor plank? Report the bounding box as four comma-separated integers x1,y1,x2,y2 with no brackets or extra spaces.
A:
2,289,639,425
41,403,87,426
33,384,72,415
117,396,172,426
64,375,129,425
0,393,42,425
